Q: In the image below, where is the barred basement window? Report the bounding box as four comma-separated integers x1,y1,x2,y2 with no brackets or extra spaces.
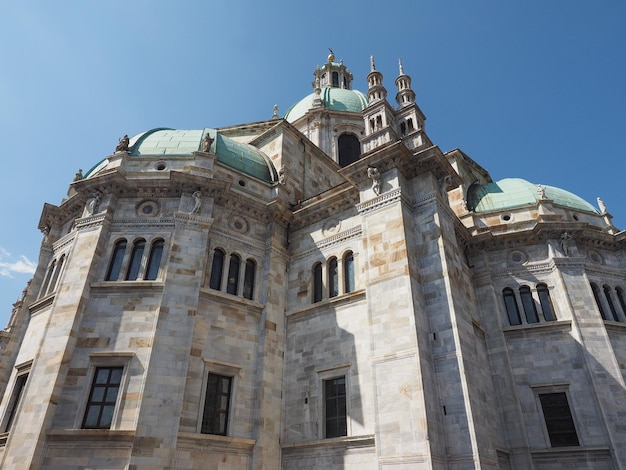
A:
201,373,232,436
539,392,580,447
503,288,521,325
82,367,123,429
106,239,127,281
325,376,347,438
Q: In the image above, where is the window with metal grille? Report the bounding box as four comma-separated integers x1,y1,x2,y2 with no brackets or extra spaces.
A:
325,376,347,438
82,367,123,429
201,373,232,436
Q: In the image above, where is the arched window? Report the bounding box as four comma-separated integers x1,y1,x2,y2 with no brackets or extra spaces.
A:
243,258,256,300
209,249,225,290
617,287,626,320
590,283,608,320
328,257,338,298
144,239,164,281
400,122,407,136
520,286,539,323
343,251,355,294
332,71,339,87
537,284,556,321
226,254,241,295
106,240,127,281
48,254,65,294
312,262,323,303
407,118,414,130
40,259,56,296
603,285,618,321
503,288,521,325
126,239,146,281
338,133,360,167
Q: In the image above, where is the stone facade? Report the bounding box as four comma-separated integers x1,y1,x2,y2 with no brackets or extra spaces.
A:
1,53,625,469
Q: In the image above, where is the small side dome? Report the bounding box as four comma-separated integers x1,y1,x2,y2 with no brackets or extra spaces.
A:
284,88,368,123
84,128,277,183
468,178,598,214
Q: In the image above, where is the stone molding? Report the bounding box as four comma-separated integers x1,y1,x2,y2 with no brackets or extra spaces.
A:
286,290,366,321
177,431,255,452
281,433,375,450
75,213,107,231
356,188,402,214
291,226,362,261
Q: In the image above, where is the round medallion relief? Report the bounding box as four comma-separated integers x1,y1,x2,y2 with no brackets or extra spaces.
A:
136,200,160,217
229,215,248,234
508,250,526,264
588,249,603,264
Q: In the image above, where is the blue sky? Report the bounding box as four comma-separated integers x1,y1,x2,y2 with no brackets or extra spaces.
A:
1,1,624,326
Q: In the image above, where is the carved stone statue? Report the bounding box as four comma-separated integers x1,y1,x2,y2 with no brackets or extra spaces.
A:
202,133,214,153
272,104,279,120
367,166,381,195
87,192,101,215
597,197,607,214
560,231,573,257
41,225,50,242
73,169,83,181
460,199,468,212
278,166,286,185
191,191,202,214
536,184,546,199
115,135,129,153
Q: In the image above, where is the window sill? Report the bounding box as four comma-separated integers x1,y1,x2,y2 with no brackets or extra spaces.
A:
45,429,135,444
199,287,264,313
286,289,366,320
503,320,571,338
177,431,255,451
604,320,626,333
281,434,375,450
91,280,165,291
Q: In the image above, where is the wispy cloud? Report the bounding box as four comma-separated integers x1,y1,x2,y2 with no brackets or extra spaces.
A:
0,248,36,278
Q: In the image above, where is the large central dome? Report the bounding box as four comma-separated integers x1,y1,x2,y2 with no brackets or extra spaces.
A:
284,88,368,122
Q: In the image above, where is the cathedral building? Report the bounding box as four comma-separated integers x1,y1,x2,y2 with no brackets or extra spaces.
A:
1,52,625,469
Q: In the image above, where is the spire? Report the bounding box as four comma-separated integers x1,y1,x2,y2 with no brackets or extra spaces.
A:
366,55,386,103
395,58,415,108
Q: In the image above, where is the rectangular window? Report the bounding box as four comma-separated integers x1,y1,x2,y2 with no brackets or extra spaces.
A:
325,376,347,438
82,366,123,429
3,373,28,432
539,392,579,447
201,373,232,436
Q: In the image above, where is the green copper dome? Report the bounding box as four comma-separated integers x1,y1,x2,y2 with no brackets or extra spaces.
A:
85,128,277,183
468,178,598,214
284,88,368,123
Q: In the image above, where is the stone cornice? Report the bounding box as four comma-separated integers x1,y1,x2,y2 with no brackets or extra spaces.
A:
291,183,359,231
356,188,403,215
290,225,362,261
